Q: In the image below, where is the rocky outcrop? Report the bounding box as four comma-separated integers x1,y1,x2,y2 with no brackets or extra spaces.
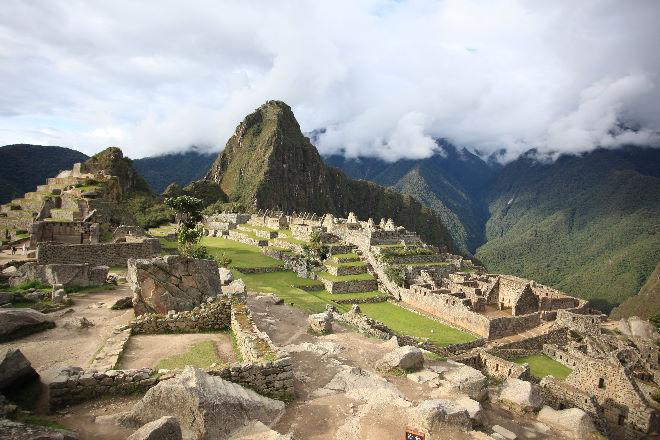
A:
618,316,657,340
538,406,596,439
0,308,54,342
375,345,424,372
126,416,182,440
308,312,333,333
410,399,472,432
218,267,233,285
119,366,285,440
9,263,108,288
0,419,79,440
437,364,487,401
498,378,544,412
0,348,38,392
127,256,223,316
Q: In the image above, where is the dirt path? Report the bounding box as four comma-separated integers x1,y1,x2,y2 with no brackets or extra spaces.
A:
0,285,134,383
119,333,238,370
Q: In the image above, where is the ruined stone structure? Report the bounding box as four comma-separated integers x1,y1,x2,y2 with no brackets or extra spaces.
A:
36,238,161,266
9,263,108,288
29,221,100,247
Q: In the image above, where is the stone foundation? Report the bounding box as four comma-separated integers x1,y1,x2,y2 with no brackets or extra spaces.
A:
36,239,161,266
130,299,231,334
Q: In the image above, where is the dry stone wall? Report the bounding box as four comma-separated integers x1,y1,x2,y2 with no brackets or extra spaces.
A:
9,263,108,287
320,277,378,294
36,239,161,266
131,299,231,334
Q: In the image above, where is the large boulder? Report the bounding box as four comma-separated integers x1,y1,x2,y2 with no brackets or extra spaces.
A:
9,263,108,287
499,378,544,412
127,416,182,440
0,348,39,392
438,365,488,401
119,366,285,440
308,312,333,333
538,406,596,439
0,308,54,342
0,419,79,440
410,399,472,432
375,345,424,372
223,279,246,297
128,256,223,316
618,316,657,340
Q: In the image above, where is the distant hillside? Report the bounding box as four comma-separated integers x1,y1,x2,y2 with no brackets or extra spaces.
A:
0,144,88,204
475,147,660,313
204,100,458,253
133,150,216,194
324,142,496,254
610,262,660,320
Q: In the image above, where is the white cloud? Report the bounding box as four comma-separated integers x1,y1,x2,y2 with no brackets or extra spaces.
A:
0,0,658,161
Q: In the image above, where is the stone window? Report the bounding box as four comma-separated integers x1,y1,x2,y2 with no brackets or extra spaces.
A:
618,414,625,425
598,378,605,389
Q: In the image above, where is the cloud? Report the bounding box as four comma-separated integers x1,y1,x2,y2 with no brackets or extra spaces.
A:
0,0,659,161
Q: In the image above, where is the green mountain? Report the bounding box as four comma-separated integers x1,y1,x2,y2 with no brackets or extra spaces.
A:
610,261,660,320
324,142,495,254
133,149,216,194
475,148,660,313
204,100,458,253
0,144,89,204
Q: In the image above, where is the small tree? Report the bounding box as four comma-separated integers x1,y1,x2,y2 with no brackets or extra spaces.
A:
165,196,208,259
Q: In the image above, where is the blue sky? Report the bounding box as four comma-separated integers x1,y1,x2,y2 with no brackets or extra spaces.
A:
1,0,659,162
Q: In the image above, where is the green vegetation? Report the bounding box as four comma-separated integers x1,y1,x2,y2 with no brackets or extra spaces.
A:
155,340,225,370
611,262,660,320
18,414,69,431
379,246,436,261
133,150,217,194
64,284,116,294
513,354,572,380
201,236,282,268
165,195,210,259
331,253,360,260
315,272,375,282
357,302,476,346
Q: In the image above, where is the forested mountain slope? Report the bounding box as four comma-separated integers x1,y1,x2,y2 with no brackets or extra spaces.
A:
133,150,216,194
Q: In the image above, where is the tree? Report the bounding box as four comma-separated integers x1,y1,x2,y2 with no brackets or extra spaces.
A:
165,196,208,259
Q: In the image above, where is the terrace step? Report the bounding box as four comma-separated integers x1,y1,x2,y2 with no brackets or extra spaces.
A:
13,199,42,212
48,209,82,221
324,262,367,277
24,191,52,202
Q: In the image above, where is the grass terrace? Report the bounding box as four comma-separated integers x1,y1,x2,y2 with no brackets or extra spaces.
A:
202,236,282,268
316,271,375,282
331,253,360,260
513,354,572,380
358,302,476,347
155,340,227,370
235,270,381,314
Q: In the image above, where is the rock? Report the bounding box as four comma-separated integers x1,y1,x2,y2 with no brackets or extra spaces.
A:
0,348,39,392
308,312,333,333
0,308,54,342
411,399,472,432
9,263,108,288
223,279,246,297
51,288,66,303
317,366,407,403
24,291,43,302
406,368,439,384
538,406,596,439
383,335,399,350
618,316,657,340
218,267,234,285
0,418,79,439
265,293,283,305
110,296,133,309
438,365,488,401
0,292,12,305
230,421,294,440
499,378,544,412
375,345,424,372
127,256,222,316
78,317,94,328
127,416,182,440
492,424,517,439
456,397,485,425
119,366,285,440
1,266,17,275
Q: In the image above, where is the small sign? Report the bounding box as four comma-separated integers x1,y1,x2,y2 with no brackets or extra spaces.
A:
405,430,425,440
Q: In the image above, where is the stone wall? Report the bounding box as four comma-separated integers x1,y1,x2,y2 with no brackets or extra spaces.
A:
491,326,568,350
543,344,584,369
112,225,145,242
228,230,268,247
325,263,366,277
9,262,108,287
452,349,531,382
36,238,161,266
29,221,100,248
556,310,603,337
131,299,231,334
49,366,159,409
231,302,279,362
488,313,542,340
320,277,378,294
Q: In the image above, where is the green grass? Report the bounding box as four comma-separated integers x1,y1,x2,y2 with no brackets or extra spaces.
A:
316,271,375,282
155,340,225,370
357,302,476,347
157,236,178,249
64,284,116,294
19,414,69,431
202,236,283,268
513,354,572,380
331,253,360,259
236,270,380,314
108,266,126,273
402,262,450,266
